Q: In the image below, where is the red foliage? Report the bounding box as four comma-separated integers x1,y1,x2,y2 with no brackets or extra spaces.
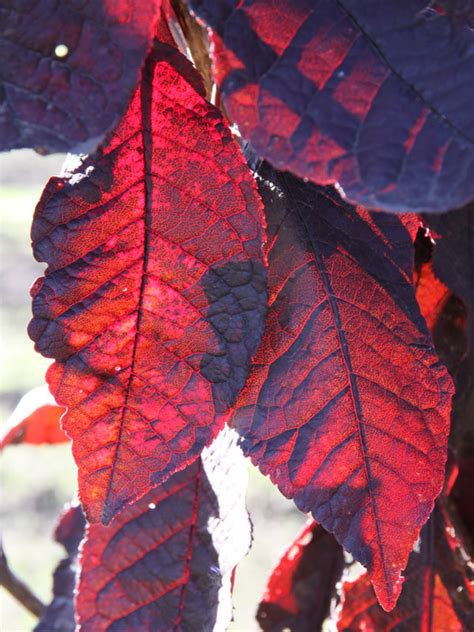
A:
415,262,451,332
2,1,473,625
0,1,158,153
190,0,474,213
28,38,266,524
0,386,66,449
77,429,250,631
338,504,474,631
232,163,453,610
257,521,344,631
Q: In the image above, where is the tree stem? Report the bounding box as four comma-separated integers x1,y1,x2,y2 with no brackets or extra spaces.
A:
0,543,45,618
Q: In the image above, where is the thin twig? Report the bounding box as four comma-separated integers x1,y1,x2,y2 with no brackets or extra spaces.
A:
0,541,45,618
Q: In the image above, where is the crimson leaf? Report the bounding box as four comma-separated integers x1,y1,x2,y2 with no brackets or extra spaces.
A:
0,386,66,449
77,429,251,631
337,504,474,631
35,503,86,632
28,38,266,524
257,521,344,632
0,0,158,153
231,161,453,610
189,0,474,213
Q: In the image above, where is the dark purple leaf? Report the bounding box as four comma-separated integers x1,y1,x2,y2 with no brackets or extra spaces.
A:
257,521,344,632
190,0,474,213
0,0,158,153
35,503,86,632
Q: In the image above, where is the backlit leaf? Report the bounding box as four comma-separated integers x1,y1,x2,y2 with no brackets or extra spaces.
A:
257,520,344,631
28,38,266,524
337,505,474,631
0,0,158,153
77,429,251,632
190,0,474,213
231,161,453,610
0,386,67,449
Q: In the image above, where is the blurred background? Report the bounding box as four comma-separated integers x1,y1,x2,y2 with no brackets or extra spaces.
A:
0,149,307,631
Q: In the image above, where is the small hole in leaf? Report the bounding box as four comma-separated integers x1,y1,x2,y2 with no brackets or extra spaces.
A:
54,44,69,58
148,502,156,510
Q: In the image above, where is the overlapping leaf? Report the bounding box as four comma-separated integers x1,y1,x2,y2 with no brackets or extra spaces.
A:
35,503,86,632
337,505,474,631
231,162,453,610
424,202,474,337
257,520,344,631
415,261,451,334
77,429,251,632
0,0,159,153
0,386,66,449
190,0,474,213
28,38,266,524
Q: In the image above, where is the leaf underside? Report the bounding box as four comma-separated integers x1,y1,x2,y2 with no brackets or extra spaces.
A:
338,505,474,631
231,162,453,610
77,429,251,632
190,0,474,213
28,39,266,524
257,520,344,632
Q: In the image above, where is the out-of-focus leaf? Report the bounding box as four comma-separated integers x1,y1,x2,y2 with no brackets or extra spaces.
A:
0,386,67,449
28,37,266,524
257,520,344,631
337,504,474,631
77,429,251,632
35,503,86,632
414,257,451,334
0,0,158,153
190,0,474,213
231,161,453,610
424,202,474,338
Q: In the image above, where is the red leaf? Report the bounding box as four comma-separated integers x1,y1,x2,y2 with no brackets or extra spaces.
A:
231,162,453,610
0,1,158,153
0,386,67,449
77,429,251,631
415,261,451,332
189,0,474,213
28,39,266,524
257,520,344,631
337,505,474,631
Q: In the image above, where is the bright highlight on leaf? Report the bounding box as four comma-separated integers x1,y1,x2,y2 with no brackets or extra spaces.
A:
231,162,453,610
190,0,474,213
28,38,266,524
